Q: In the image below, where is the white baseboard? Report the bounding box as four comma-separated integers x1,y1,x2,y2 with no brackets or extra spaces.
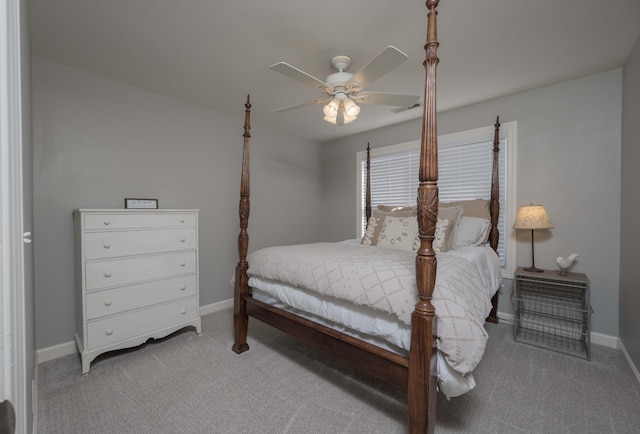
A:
36,340,77,364
36,300,235,364
497,311,514,324
199,298,233,316
590,331,619,349
619,339,640,385
498,310,619,349
36,301,637,385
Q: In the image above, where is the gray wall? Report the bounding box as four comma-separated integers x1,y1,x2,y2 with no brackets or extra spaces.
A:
32,57,323,350
31,53,630,349
620,34,640,370
321,69,622,337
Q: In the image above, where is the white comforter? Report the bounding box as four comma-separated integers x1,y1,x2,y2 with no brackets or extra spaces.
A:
247,242,499,376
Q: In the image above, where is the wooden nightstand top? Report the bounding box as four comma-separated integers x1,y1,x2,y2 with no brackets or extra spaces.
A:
515,267,589,284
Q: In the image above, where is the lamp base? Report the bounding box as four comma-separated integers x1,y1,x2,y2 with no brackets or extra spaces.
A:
523,266,544,273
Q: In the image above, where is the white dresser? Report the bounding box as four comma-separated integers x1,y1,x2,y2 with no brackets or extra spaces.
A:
73,209,201,375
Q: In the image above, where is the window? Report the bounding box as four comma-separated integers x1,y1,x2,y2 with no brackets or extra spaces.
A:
357,122,517,276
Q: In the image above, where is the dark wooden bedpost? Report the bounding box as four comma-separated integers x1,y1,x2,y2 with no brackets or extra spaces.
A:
365,143,372,225
487,116,501,323
232,95,252,354
408,1,439,433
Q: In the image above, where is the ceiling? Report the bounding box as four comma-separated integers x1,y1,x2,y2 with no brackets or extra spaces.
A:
29,0,640,143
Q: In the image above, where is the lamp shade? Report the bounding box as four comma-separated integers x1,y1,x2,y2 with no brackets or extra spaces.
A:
513,204,553,230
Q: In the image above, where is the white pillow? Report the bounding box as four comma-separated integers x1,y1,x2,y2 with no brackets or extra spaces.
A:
377,216,419,251
454,216,491,248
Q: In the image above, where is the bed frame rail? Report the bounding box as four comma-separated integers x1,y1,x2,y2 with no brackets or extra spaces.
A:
245,296,409,390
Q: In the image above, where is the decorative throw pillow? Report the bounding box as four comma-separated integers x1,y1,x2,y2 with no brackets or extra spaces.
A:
440,199,490,220
454,216,491,248
412,218,449,252
411,206,463,253
376,204,416,213
437,206,464,250
377,216,419,251
361,208,416,246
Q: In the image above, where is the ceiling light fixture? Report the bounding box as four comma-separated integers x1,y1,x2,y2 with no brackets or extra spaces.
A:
322,92,360,125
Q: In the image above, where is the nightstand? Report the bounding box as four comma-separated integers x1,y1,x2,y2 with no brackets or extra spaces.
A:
514,267,591,360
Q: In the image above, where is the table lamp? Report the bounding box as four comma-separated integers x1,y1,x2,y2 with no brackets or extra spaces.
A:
513,203,553,272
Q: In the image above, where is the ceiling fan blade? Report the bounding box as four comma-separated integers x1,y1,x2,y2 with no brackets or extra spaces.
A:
356,92,420,107
270,62,330,91
346,46,408,91
273,97,329,113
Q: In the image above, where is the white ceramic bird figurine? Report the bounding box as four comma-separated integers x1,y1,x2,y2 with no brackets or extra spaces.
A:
556,253,579,275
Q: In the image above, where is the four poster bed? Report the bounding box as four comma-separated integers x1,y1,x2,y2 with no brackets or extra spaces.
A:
232,1,502,432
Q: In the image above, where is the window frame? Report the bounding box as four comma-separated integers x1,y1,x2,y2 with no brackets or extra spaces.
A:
356,121,517,277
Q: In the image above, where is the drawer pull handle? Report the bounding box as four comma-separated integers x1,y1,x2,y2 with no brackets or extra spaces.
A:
179,237,186,243
105,329,113,336
180,285,186,291
104,299,112,306
180,261,186,267
103,220,110,226
181,308,187,315
179,218,185,223
103,242,111,249
104,271,112,278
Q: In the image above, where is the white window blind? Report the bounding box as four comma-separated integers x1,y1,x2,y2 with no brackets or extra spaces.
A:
361,131,508,266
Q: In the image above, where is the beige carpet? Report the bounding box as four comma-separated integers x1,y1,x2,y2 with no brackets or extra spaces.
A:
37,308,640,433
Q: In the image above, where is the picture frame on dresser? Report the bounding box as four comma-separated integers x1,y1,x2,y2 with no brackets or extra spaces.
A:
124,198,159,209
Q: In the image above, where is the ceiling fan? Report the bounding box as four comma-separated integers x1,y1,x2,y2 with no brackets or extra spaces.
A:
270,46,420,126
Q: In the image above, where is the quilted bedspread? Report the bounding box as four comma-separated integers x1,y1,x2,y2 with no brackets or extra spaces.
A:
246,242,494,375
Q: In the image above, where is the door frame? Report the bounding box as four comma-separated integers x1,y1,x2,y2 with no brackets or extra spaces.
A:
1,0,28,431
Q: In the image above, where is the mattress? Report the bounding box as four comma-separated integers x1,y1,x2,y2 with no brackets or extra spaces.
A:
247,241,501,398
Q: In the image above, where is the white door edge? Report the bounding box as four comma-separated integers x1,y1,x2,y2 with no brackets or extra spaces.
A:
1,0,28,432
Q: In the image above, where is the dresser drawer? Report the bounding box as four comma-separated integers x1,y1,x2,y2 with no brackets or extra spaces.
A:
86,274,197,320
86,297,199,350
84,212,196,230
84,228,196,260
85,251,196,291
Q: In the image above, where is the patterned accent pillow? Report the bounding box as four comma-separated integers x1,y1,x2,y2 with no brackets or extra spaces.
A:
376,204,416,213
413,218,448,252
438,206,464,250
361,216,379,246
361,208,416,246
412,206,463,252
377,216,419,251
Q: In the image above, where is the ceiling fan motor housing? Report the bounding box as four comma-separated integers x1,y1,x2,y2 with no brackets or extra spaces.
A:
330,54,352,71
326,55,354,91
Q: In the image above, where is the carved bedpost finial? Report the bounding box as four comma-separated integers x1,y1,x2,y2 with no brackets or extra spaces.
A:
244,95,252,138
365,143,372,224
489,116,501,253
